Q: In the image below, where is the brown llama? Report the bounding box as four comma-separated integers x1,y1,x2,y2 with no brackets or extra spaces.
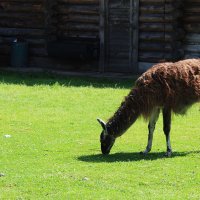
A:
98,59,200,157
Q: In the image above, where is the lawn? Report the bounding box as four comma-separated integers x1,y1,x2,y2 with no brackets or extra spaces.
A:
0,72,199,200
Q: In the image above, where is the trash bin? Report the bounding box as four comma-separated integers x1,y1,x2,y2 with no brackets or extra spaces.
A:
11,39,28,67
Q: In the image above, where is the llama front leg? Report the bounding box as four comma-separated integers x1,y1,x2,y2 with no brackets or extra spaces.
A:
163,107,172,157
141,108,160,155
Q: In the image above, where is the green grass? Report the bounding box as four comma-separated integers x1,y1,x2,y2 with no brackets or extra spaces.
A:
0,72,199,200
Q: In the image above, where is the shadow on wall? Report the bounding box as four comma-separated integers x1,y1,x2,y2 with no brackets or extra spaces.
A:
0,71,136,89
78,151,200,163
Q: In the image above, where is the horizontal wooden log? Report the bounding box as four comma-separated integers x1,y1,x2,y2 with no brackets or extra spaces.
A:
184,44,200,53
58,0,99,5
184,24,200,33
184,6,200,13
139,13,181,23
0,12,44,20
58,24,99,32
58,31,99,39
140,0,182,6
184,33,200,43
0,28,45,38
0,2,44,13
139,51,175,63
0,18,44,29
0,0,43,2
58,15,99,24
139,31,184,42
183,15,200,23
0,36,46,46
139,23,176,32
184,52,200,59
139,42,173,52
140,4,175,14
57,5,99,15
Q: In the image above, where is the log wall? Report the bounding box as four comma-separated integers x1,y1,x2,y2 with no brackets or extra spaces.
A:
0,0,100,69
0,0,200,73
139,0,184,63
100,0,139,73
0,0,47,65
56,0,99,39
183,0,200,58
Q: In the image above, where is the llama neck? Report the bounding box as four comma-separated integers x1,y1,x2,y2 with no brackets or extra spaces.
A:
106,91,140,138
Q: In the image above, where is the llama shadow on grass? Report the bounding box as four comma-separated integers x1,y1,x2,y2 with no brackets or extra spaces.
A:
78,151,200,163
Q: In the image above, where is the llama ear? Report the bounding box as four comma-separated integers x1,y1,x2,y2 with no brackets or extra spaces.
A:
97,118,107,130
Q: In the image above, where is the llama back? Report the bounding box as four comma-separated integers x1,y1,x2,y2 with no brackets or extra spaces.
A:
135,59,200,115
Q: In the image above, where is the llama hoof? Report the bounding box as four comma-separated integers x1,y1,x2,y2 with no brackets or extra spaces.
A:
140,151,148,156
164,151,172,157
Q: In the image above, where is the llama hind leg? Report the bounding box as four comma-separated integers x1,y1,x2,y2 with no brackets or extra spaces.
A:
163,107,172,157
140,108,160,155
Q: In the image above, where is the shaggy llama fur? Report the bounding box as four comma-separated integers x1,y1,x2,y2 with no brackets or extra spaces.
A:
98,59,200,156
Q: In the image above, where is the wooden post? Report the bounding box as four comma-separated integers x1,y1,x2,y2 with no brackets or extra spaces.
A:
131,0,139,74
44,0,57,42
164,0,184,61
99,0,105,73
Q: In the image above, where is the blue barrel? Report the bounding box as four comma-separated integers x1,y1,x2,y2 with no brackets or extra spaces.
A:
11,40,28,67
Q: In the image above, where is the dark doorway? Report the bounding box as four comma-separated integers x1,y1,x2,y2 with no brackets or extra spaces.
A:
100,0,139,73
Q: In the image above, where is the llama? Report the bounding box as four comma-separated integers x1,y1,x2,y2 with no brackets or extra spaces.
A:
97,59,200,156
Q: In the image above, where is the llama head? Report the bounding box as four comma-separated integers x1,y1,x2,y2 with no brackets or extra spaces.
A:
97,118,115,155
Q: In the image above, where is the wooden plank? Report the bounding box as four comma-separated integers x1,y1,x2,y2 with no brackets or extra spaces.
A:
101,0,139,73
0,2,44,13
108,0,130,9
0,17,44,29
58,0,99,5
140,23,174,32
59,31,98,38
184,44,200,53
139,42,173,51
56,0,100,39
185,33,200,43
0,27,45,37
44,0,58,42
183,1,200,59
99,0,105,72
132,0,139,73
140,4,174,14
57,5,99,15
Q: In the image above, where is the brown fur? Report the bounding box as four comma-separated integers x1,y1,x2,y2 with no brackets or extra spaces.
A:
107,59,200,137
136,59,200,116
